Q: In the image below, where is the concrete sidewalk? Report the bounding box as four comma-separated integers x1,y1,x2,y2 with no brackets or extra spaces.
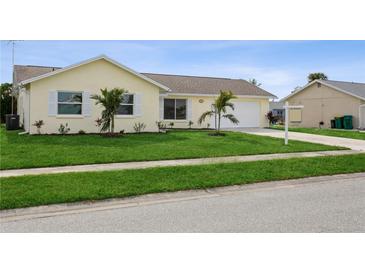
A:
0,149,361,178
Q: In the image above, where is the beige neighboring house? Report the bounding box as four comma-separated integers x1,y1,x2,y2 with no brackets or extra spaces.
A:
15,55,276,134
281,79,365,129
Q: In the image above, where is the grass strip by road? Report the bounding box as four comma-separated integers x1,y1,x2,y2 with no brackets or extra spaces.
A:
1,153,365,210
271,125,365,140
1,126,345,170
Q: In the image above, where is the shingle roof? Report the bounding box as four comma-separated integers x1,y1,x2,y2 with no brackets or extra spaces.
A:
14,65,61,85
14,64,276,98
142,73,276,97
322,80,365,100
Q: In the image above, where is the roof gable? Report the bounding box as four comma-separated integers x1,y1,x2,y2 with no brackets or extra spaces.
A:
18,55,171,91
281,79,365,101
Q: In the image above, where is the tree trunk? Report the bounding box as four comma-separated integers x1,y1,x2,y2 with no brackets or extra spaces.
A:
214,113,216,130
111,115,115,133
217,112,221,134
214,110,217,131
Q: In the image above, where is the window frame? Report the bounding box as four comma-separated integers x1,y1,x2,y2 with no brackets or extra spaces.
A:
57,91,83,116
116,94,135,116
163,98,187,120
289,109,302,123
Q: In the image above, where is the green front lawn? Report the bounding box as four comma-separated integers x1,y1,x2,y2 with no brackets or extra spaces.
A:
0,126,345,170
1,153,364,210
271,125,365,140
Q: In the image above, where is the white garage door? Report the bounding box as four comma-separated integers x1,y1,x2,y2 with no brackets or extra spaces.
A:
212,102,261,128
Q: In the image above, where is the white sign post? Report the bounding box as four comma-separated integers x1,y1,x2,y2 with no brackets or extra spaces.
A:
283,102,304,145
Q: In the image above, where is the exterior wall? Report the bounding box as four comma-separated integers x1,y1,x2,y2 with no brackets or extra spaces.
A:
28,59,162,134
26,58,271,134
287,83,362,128
163,95,269,128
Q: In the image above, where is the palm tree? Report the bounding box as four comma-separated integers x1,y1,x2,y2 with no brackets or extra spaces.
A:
308,72,328,82
91,88,126,133
198,90,239,135
248,78,262,87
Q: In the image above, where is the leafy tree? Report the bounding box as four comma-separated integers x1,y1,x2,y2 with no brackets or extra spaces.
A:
307,72,328,82
198,90,239,135
0,83,14,123
248,78,262,87
91,88,127,133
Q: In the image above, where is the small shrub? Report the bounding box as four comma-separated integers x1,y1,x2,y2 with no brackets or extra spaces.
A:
119,130,125,134
58,123,70,135
188,120,194,129
169,122,174,129
207,123,210,129
266,111,277,125
156,121,167,133
78,130,86,135
133,122,146,134
32,120,44,134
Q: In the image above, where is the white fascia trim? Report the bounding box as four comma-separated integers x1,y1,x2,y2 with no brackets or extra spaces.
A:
166,93,274,99
20,55,171,92
280,80,365,102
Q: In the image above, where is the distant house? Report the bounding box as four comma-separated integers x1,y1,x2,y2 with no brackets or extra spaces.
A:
281,80,365,129
15,55,276,134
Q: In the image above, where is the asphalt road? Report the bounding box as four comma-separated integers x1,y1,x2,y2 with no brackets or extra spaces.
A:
1,173,365,232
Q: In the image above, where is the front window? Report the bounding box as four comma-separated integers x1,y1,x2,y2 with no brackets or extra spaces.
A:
58,91,82,115
117,94,134,115
164,99,186,120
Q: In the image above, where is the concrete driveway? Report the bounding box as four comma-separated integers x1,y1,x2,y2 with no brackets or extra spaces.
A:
235,128,365,151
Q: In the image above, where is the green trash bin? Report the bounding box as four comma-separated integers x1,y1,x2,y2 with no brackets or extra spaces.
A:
335,117,343,129
343,115,353,129
330,119,336,129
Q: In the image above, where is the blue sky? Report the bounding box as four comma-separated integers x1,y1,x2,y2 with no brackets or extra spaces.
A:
1,40,364,99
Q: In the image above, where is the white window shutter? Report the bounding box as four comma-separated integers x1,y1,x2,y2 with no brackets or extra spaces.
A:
187,98,192,120
48,91,57,116
82,91,91,117
159,96,164,120
134,94,142,116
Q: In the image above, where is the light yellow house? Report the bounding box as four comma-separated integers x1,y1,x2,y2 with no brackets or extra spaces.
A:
16,55,276,134
281,80,365,129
